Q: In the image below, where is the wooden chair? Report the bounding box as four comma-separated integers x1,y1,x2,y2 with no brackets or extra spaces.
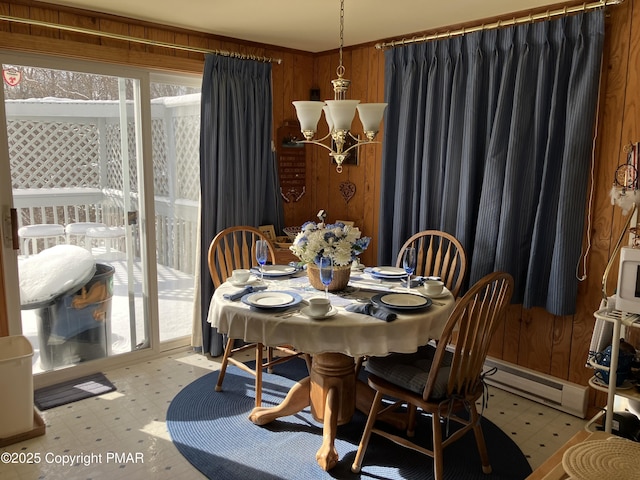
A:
351,271,514,479
395,230,467,297
208,225,303,407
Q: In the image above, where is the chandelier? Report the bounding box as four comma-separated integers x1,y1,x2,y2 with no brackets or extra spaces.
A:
292,0,387,173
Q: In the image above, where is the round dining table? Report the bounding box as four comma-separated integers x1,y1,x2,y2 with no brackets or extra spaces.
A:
207,268,455,471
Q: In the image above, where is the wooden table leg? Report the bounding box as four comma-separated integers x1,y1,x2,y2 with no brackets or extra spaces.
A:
249,377,311,425
248,352,356,471
316,385,340,470
310,352,355,471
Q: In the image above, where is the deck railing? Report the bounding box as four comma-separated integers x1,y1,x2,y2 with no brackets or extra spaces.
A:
8,95,200,275
13,187,198,274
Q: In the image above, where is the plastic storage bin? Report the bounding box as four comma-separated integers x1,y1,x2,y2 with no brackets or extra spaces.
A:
36,263,114,370
0,335,34,438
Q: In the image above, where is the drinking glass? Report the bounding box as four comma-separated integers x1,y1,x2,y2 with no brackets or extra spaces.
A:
402,247,416,292
318,257,333,299
255,240,268,281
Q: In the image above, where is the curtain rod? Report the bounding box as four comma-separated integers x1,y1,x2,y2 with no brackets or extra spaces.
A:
0,14,282,64
375,0,625,50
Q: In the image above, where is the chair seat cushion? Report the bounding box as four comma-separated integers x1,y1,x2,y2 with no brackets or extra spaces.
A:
366,344,453,400
86,226,125,238
18,224,64,237
65,222,107,234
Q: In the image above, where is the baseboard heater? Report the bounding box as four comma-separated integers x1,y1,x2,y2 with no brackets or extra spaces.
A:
483,357,588,419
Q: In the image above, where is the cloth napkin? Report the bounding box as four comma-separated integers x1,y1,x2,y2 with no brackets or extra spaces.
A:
223,285,267,301
345,302,397,322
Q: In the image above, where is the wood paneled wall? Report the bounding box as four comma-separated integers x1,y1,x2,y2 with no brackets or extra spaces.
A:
292,46,385,268
0,246,7,337
0,0,638,413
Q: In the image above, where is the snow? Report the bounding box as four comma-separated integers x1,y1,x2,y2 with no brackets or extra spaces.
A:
19,245,95,307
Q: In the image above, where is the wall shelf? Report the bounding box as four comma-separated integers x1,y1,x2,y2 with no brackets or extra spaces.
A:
589,308,640,433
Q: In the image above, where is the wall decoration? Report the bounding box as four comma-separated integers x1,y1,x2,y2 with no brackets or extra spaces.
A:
339,181,356,203
277,120,306,203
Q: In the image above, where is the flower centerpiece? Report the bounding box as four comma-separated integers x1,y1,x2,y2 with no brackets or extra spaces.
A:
290,221,370,291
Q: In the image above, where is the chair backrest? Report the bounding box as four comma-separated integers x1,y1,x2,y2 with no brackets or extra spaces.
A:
207,226,276,288
422,271,514,402
395,230,467,297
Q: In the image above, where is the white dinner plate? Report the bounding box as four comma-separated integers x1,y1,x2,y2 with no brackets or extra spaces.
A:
242,291,300,309
371,293,432,311
251,265,298,277
301,305,338,320
370,266,407,278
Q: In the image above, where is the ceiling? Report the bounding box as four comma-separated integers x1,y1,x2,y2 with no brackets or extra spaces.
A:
39,0,563,53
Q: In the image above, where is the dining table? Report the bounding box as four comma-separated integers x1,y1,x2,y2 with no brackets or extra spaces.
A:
207,264,456,471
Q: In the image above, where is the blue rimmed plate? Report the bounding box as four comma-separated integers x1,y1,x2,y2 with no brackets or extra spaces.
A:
371,292,432,311
367,266,407,279
250,265,299,277
241,290,302,310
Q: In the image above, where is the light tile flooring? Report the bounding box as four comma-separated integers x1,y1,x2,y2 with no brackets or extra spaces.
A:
0,349,588,480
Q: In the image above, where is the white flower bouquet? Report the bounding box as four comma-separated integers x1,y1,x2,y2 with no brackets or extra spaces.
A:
289,221,370,266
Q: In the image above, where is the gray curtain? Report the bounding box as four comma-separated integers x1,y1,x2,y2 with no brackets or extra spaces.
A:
378,10,604,316
199,54,283,356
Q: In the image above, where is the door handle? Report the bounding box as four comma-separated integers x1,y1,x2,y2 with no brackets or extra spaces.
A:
2,207,19,250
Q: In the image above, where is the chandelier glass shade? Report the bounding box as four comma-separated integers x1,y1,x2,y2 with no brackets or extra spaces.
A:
292,0,387,173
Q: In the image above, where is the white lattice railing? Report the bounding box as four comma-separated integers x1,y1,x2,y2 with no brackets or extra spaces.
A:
7,96,200,274
13,188,198,274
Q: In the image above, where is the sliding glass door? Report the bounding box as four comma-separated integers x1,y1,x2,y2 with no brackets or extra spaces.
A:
149,75,200,345
0,53,199,380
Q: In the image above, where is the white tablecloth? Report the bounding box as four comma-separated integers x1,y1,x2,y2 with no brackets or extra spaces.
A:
207,270,455,358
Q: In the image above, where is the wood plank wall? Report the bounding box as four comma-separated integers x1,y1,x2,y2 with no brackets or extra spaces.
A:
0,246,7,337
298,46,385,268
0,0,638,414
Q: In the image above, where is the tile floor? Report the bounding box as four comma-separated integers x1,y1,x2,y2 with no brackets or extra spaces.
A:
0,349,588,480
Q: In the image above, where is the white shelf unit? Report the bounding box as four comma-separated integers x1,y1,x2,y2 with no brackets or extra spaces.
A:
588,308,640,433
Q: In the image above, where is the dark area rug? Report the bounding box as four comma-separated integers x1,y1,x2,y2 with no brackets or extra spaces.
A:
34,372,116,410
167,358,532,479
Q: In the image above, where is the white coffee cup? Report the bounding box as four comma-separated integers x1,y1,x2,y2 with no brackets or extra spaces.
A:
308,297,331,316
231,269,250,283
423,279,444,296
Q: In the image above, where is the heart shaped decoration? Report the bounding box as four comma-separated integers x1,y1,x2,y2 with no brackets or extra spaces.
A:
339,181,356,203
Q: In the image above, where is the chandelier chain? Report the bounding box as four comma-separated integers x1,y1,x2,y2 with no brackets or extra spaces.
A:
291,0,387,173
338,0,345,77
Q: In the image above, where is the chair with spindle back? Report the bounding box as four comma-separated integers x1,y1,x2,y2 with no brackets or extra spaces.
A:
208,225,304,407
352,271,514,479
395,230,467,298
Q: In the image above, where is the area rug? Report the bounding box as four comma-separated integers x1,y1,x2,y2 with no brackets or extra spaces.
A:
34,372,116,410
167,358,532,480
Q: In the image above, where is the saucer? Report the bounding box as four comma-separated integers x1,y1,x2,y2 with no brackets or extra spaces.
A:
417,286,450,298
228,276,258,287
425,287,450,299
301,305,338,320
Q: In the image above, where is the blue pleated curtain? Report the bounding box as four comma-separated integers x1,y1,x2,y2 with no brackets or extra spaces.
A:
198,54,284,356
378,10,604,316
